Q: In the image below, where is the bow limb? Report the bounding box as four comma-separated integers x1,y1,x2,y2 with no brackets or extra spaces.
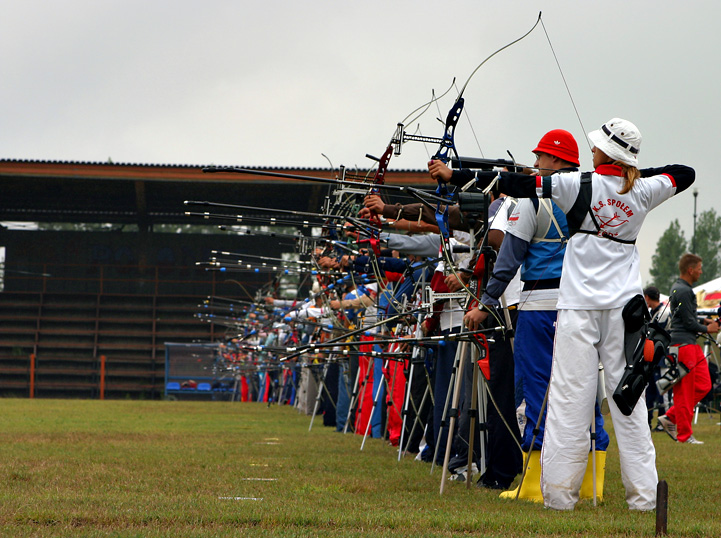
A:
457,12,542,99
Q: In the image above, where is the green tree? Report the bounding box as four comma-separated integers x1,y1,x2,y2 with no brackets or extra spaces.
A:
691,208,721,282
649,219,687,293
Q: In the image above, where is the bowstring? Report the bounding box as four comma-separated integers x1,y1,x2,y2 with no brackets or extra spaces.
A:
539,16,591,152
453,80,484,159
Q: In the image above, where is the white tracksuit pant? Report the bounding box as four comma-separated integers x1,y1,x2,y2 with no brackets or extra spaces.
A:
541,307,658,510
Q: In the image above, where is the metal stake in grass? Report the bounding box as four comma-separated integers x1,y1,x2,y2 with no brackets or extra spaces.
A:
656,480,668,536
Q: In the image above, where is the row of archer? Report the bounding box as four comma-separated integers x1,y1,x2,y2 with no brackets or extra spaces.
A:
184,18,613,490
186,102,708,513
188,148,546,498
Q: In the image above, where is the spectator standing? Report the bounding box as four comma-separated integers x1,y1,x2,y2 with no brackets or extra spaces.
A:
658,254,719,444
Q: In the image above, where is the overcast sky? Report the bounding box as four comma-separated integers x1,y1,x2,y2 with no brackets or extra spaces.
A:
2,0,720,287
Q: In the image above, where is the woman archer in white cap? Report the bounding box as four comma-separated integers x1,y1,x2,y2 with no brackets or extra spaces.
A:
432,118,695,511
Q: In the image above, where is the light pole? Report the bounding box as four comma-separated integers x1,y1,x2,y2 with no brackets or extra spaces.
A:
692,188,698,253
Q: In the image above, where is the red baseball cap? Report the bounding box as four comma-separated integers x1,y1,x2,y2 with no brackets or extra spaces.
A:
533,129,580,166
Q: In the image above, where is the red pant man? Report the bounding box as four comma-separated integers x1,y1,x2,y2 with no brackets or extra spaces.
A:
664,344,711,443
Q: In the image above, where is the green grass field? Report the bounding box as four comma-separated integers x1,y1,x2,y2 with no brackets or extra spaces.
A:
0,399,719,537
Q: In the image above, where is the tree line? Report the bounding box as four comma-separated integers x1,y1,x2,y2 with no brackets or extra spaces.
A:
649,208,721,293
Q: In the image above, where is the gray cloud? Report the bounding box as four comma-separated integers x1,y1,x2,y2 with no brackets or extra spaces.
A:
1,0,718,285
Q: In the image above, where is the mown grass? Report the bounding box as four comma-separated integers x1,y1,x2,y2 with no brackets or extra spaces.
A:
0,398,719,537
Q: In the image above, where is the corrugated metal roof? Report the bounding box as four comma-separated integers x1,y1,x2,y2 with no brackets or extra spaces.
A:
0,159,431,227
0,158,427,173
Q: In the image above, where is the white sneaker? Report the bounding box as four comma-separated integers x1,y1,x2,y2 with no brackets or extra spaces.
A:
449,462,478,481
657,415,677,441
684,435,704,445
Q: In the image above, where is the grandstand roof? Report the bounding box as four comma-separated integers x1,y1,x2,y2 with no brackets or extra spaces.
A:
0,159,430,230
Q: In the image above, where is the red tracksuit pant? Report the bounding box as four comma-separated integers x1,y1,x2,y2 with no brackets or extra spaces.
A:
665,344,711,442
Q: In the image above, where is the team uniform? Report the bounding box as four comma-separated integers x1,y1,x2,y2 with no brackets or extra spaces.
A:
501,197,610,454
457,134,695,508
489,162,694,510
474,193,610,501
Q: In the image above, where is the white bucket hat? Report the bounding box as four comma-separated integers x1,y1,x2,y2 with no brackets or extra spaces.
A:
588,118,642,167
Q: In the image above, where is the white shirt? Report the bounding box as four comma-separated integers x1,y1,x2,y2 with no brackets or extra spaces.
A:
546,167,676,310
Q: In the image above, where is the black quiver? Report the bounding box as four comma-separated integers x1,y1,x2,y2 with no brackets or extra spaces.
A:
613,294,671,416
